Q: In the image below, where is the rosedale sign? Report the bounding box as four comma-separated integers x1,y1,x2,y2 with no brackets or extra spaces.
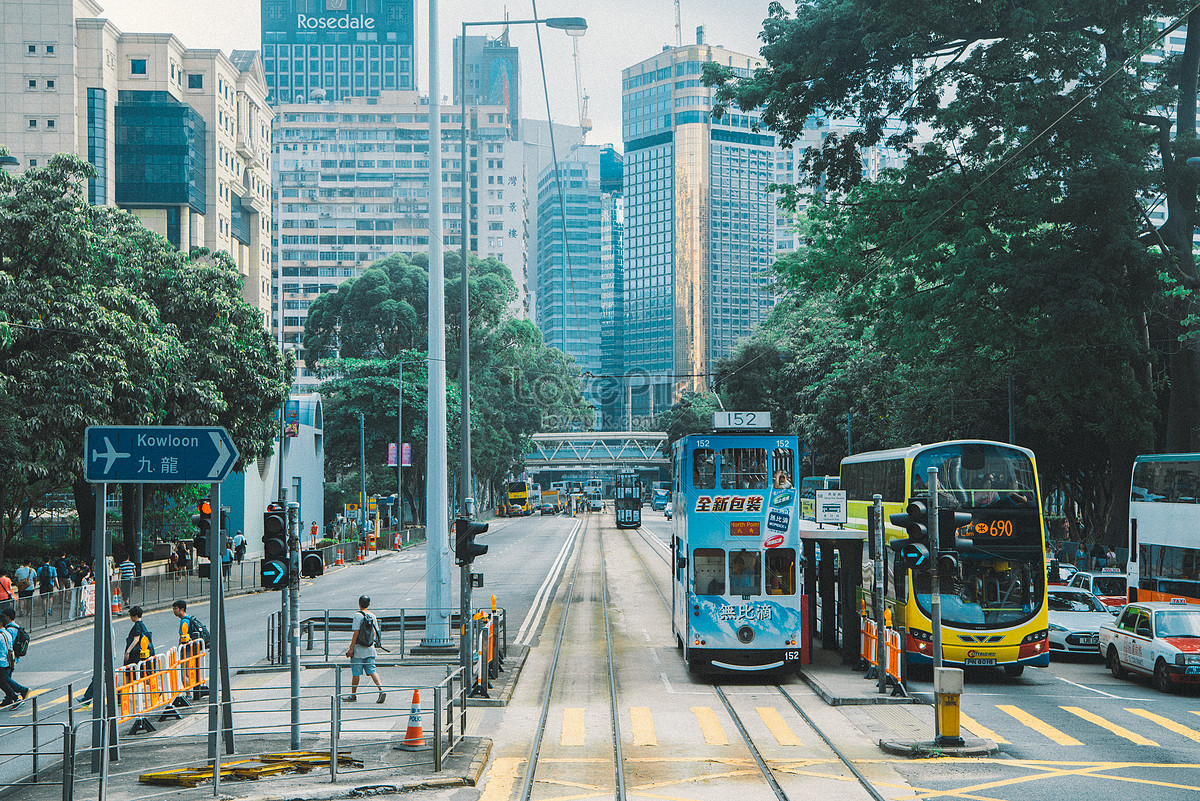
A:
297,14,376,30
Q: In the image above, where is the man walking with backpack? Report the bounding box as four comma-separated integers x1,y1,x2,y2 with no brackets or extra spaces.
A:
344,595,385,704
36,558,59,619
0,608,30,709
13,559,34,619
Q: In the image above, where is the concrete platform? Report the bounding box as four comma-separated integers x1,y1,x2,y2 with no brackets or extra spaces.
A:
798,644,918,706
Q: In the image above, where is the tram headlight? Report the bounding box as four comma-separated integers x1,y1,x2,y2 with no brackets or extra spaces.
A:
737,625,755,644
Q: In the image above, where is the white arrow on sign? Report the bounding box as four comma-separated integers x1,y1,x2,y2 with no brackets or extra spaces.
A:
208,432,232,479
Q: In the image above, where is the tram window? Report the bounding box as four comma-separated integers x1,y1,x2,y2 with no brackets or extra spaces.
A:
765,549,796,595
693,449,716,489
729,550,761,596
771,448,795,489
694,548,725,594
720,448,768,489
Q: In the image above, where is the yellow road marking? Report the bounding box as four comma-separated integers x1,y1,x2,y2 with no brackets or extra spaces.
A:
996,704,1082,745
477,756,522,801
1127,708,1200,742
756,706,802,746
691,706,728,745
959,712,1009,744
560,707,585,746
630,706,657,746
1061,706,1158,746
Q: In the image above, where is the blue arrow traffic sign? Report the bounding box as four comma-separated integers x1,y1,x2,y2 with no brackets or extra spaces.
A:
900,542,929,567
260,559,289,590
84,425,239,484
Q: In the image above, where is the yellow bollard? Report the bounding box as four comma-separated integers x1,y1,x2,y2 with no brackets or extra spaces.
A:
934,667,965,746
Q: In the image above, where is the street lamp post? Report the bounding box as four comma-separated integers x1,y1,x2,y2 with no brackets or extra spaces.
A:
458,15,588,522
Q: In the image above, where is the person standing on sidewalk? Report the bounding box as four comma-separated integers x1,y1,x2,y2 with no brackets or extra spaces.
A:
36,558,58,618
0,609,30,709
0,571,14,614
232,530,246,564
13,560,34,619
0,619,27,709
117,554,135,606
344,595,385,704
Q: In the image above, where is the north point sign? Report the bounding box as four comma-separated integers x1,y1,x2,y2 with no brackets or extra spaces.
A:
297,13,376,30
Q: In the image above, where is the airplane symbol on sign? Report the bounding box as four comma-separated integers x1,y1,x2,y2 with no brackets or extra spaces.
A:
90,437,130,475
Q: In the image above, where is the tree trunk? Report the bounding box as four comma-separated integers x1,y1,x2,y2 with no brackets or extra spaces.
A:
72,477,97,560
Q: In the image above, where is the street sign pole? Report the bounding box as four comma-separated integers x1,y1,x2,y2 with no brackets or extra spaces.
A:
288,501,301,749
927,467,942,738
207,482,222,761
873,494,886,694
90,483,118,773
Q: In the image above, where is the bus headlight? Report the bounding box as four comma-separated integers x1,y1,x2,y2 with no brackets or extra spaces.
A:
1175,654,1200,666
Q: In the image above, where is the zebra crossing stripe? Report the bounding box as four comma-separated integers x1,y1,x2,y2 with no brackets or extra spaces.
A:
630,707,657,746
692,706,729,745
1127,708,1200,743
561,708,586,746
959,712,1009,744
1060,706,1158,746
996,704,1082,745
757,707,802,746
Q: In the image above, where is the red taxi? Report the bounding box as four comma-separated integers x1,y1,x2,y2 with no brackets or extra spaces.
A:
1068,569,1128,609
1098,600,1200,693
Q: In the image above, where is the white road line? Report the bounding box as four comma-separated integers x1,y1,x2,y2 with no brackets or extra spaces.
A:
1053,676,1131,699
514,520,581,646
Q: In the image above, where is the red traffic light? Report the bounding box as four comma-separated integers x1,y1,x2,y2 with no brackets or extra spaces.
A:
198,499,212,516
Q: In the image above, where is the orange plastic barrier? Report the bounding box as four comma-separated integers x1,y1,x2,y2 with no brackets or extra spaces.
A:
860,617,878,668
884,627,903,684
116,639,208,730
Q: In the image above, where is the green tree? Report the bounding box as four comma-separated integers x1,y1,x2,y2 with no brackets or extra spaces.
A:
705,1,1171,540
0,154,290,562
658,392,725,454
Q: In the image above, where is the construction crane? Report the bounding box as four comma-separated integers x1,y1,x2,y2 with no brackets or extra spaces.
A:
572,36,593,140
674,0,682,47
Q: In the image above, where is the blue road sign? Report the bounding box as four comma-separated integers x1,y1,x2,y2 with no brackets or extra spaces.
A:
84,426,239,484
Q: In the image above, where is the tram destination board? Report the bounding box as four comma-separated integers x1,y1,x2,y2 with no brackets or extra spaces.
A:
712,411,771,430
84,425,239,484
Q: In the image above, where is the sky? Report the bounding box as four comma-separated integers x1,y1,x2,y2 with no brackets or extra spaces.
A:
89,0,775,149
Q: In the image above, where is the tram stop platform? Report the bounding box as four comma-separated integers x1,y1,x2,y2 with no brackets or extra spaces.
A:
798,645,1000,757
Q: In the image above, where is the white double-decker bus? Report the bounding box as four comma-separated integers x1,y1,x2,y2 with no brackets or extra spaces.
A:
1129,454,1200,604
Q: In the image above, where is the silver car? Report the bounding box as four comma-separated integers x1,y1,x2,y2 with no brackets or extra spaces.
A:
1048,587,1116,657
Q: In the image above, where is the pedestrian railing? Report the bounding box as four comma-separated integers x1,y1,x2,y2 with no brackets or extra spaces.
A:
266,606,508,667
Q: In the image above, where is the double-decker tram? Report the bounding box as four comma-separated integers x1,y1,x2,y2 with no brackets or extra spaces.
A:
1129,453,1200,604
841,441,1049,676
615,471,642,529
670,429,803,675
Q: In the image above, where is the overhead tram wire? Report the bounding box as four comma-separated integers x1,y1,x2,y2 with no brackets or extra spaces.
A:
530,0,584,377
844,2,1200,297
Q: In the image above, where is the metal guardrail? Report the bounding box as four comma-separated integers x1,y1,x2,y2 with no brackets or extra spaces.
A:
0,666,468,800
266,606,508,667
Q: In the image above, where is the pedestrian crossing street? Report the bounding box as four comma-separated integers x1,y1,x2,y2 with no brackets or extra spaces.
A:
542,701,1200,751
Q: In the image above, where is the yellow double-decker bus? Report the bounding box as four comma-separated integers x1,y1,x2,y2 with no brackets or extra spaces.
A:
506,481,533,516
841,440,1049,676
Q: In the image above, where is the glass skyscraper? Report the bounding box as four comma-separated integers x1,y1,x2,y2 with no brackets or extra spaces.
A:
261,0,415,105
621,33,776,415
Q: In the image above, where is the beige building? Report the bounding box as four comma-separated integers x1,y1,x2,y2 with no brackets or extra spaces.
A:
1,0,273,317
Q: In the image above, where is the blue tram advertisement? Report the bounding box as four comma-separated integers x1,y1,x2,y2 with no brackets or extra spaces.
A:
670,431,805,674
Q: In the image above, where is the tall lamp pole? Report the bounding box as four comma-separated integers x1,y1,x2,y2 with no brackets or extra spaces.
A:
458,15,587,521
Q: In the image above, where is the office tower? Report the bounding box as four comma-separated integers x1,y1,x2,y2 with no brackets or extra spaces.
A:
260,0,415,105
1,0,274,318
454,33,520,140
621,30,776,414
535,143,623,428
272,91,526,392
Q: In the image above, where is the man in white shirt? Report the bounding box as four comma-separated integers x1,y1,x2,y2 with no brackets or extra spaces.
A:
344,595,385,704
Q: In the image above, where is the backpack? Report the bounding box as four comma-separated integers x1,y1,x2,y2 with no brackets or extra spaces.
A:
37,565,53,592
355,613,377,647
186,616,211,646
9,626,29,659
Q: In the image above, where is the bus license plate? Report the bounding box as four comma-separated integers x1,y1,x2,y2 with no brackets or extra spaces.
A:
965,658,996,666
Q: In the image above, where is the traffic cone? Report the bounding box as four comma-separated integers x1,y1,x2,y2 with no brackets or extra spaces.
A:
335,547,344,566
394,689,428,750
110,588,122,614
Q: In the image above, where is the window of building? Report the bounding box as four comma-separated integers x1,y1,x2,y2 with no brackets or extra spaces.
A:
27,79,36,90
45,45,55,55
46,79,55,90
46,119,55,129
131,58,147,75
28,119,37,128
27,44,37,55
188,73,203,89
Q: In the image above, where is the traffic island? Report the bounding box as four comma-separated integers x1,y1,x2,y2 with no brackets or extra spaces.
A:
878,736,999,758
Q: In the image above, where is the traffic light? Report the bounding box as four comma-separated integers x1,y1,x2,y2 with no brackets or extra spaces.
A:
889,499,930,571
454,517,489,566
938,509,973,551
261,503,290,590
191,499,212,556
301,549,325,578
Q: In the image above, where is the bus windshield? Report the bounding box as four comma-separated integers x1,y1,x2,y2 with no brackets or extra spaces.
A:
914,557,1044,628
912,444,1037,510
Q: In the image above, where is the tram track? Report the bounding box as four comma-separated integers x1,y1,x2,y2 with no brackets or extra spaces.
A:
617,519,891,801
518,517,627,801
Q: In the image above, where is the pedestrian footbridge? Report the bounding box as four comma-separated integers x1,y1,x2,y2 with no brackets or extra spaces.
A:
526,432,668,471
